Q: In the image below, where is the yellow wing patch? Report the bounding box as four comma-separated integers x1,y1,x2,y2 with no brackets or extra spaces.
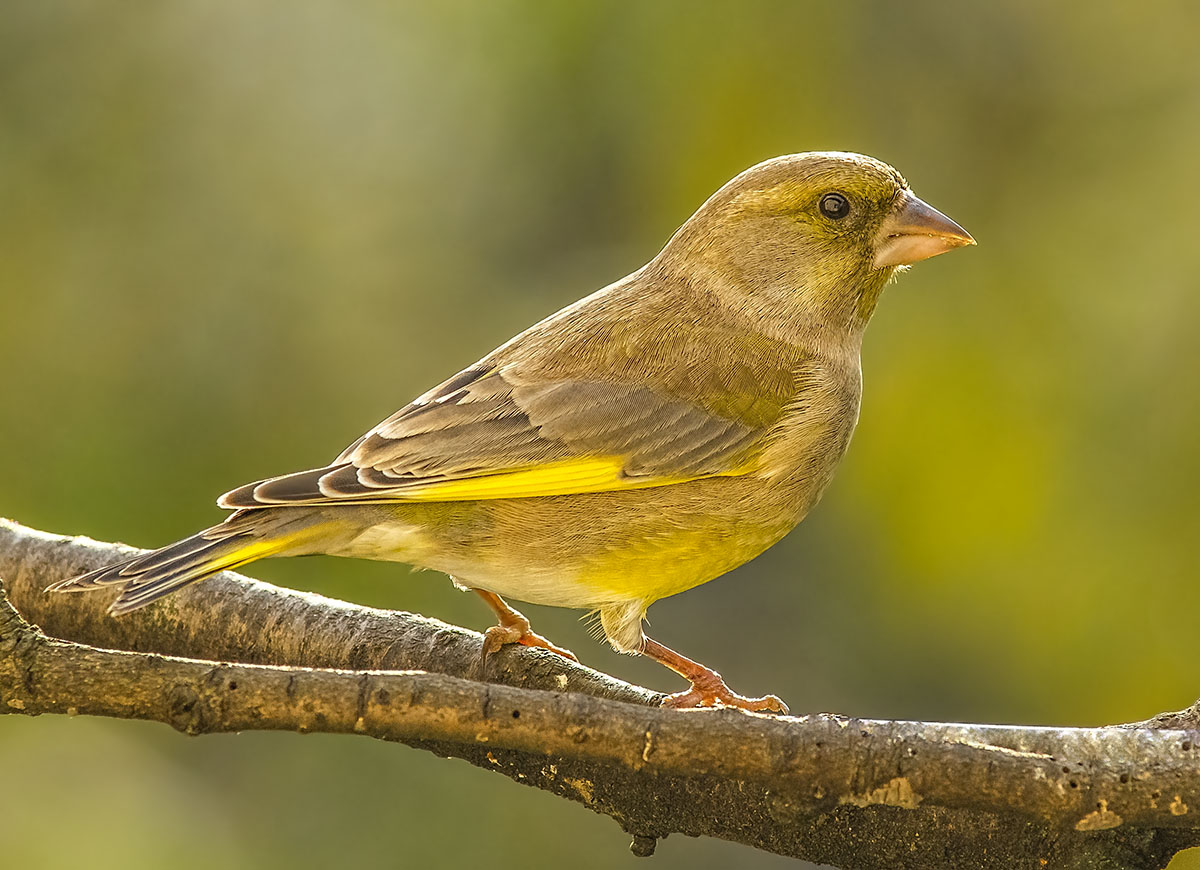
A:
386,456,754,502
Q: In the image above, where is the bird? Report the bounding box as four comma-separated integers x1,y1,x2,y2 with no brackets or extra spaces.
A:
49,152,974,713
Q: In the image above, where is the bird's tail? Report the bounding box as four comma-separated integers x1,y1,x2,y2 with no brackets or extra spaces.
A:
46,509,320,615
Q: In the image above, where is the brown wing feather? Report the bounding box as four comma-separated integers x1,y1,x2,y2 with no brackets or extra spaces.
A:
219,368,770,508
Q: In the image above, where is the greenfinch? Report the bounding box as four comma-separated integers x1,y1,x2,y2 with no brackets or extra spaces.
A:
50,152,973,713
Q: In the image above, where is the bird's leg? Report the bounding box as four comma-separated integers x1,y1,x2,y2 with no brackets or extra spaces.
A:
473,589,578,668
639,635,788,714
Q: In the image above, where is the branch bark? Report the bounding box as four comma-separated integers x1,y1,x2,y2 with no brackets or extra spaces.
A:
2,518,1198,869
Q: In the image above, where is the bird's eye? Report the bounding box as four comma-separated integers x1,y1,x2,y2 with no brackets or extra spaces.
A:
819,192,851,220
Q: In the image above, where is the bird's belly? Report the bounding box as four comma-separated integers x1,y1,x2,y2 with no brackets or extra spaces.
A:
575,520,791,603
424,521,788,610
357,481,803,610
334,510,611,609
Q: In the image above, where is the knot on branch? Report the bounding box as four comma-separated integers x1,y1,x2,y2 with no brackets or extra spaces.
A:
167,682,214,735
628,833,659,857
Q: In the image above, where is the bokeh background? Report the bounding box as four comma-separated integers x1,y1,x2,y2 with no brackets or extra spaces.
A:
2,2,1198,868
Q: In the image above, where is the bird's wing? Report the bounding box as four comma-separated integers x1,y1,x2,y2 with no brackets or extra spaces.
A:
217,363,777,508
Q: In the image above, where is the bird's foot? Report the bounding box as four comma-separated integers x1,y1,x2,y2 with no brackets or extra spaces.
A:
662,671,789,714
470,587,577,673
657,662,787,710
637,635,789,714
479,612,578,672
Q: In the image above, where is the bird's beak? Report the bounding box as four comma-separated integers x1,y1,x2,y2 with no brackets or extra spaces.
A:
872,192,975,268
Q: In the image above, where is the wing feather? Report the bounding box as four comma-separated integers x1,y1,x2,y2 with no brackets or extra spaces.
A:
218,367,773,508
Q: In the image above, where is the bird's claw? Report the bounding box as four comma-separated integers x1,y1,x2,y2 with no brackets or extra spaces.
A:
479,619,578,674
661,672,788,714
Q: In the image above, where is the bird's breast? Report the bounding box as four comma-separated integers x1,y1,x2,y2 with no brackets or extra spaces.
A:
754,359,862,515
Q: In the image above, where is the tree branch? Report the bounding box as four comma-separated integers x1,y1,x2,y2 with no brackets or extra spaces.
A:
2,519,1198,869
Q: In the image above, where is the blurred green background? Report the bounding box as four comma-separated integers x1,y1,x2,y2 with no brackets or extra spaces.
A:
2,2,1198,868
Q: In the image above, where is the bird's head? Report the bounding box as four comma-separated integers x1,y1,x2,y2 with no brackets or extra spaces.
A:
658,152,974,335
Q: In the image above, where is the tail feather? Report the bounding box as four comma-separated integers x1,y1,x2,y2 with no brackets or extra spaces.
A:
108,538,286,615
46,510,318,615
47,558,139,592
50,532,238,595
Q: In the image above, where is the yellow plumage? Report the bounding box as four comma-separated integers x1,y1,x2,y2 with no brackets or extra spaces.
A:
389,456,753,502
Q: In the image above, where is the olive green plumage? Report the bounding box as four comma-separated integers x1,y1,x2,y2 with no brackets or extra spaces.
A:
51,151,973,705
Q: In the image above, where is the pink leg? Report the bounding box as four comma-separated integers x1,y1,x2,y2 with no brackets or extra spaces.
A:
474,589,578,666
640,636,788,714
